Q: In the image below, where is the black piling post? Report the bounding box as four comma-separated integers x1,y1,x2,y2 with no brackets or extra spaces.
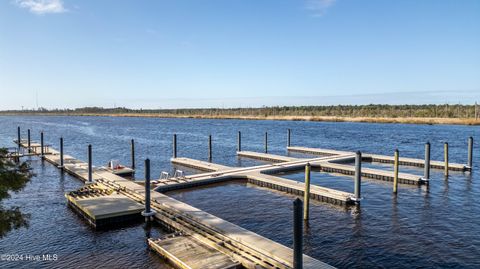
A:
264,132,268,153
40,132,44,158
293,198,303,269
237,131,242,152
354,151,362,202
27,129,31,153
208,135,212,162
88,144,93,182
173,134,177,159
287,128,291,148
131,139,135,169
59,137,64,169
468,137,473,169
17,126,21,151
423,142,431,180
142,159,155,221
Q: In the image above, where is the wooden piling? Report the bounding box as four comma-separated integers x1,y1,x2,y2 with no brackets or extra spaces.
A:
468,137,473,169
208,135,212,162
354,151,362,201
444,142,449,177
131,139,135,169
288,129,291,147
303,163,311,221
293,198,303,269
88,144,93,182
238,131,242,152
393,149,399,194
424,142,431,180
173,134,177,159
264,132,268,153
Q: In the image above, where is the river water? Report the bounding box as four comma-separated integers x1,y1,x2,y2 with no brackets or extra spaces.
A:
0,116,479,268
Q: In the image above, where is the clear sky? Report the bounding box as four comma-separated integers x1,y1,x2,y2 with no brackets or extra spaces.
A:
1,0,479,109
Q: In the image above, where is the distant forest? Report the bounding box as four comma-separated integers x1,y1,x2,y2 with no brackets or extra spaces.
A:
2,104,480,119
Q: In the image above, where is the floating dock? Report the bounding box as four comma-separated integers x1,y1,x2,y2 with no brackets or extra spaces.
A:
66,183,144,228
148,234,241,269
288,146,469,172
15,139,333,269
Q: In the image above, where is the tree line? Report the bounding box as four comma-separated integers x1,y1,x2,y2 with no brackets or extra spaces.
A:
2,104,479,119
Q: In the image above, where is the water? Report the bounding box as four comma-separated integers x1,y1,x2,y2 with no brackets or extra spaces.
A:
0,116,479,268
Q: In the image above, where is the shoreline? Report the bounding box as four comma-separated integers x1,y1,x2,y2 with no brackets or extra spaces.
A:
1,112,479,125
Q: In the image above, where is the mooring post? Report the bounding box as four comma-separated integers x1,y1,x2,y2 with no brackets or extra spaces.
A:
88,144,93,183
130,139,135,170
293,198,303,269
59,137,64,169
173,134,177,159
287,128,291,147
354,151,362,202
468,137,473,169
142,158,155,221
237,131,242,152
303,163,311,221
444,142,449,177
17,126,21,151
423,142,431,180
40,132,44,158
27,129,31,153
264,132,268,153
208,135,212,162
393,149,399,194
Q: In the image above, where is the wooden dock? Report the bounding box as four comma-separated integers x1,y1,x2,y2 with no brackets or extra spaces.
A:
16,140,334,269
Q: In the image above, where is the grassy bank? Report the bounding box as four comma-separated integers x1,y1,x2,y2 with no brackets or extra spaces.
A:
1,111,479,125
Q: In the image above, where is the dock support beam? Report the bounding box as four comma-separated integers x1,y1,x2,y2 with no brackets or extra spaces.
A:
444,142,449,177
173,134,177,159
468,137,473,169
40,132,44,158
265,132,268,153
27,129,31,153
287,129,291,147
293,198,303,269
208,135,212,162
393,149,399,194
17,126,21,151
237,131,242,152
303,163,311,221
423,142,431,181
354,151,362,202
59,137,64,169
142,158,155,221
131,139,135,170
88,144,93,183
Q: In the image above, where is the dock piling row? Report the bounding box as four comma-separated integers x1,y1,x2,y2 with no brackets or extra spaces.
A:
288,128,291,147
265,132,268,153
424,142,431,180
208,135,212,162
173,134,177,158
131,139,135,169
237,131,241,152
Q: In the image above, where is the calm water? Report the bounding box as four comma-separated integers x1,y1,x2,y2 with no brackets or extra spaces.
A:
0,116,479,268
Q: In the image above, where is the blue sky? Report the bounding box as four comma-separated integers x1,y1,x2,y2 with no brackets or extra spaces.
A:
1,0,479,109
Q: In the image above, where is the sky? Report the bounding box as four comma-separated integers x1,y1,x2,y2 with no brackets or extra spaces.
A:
1,0,479,109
